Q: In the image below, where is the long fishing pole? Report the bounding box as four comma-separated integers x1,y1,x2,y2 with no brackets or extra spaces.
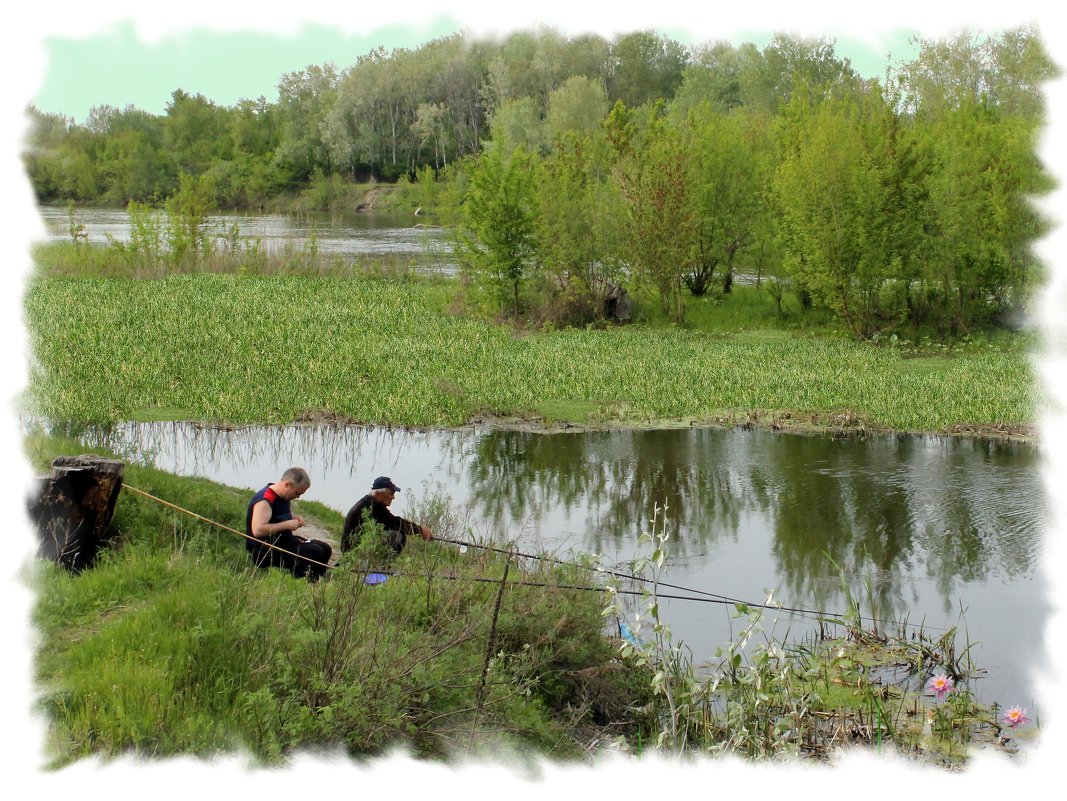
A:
351,564,765,607
434,535,947,634
122,483,945,634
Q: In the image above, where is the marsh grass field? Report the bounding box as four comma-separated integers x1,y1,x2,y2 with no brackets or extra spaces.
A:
23,263,1036,434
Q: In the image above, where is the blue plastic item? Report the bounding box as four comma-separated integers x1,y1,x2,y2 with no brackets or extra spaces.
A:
619,619,641,647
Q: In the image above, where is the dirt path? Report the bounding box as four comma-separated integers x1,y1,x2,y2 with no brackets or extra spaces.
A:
355,185,393,212
300,518,341,566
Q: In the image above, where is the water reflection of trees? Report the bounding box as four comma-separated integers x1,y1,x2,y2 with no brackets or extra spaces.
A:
769,436,924,621
62,418,1045,618
454,429,772,559
453,428,1044,617
76,420,426,484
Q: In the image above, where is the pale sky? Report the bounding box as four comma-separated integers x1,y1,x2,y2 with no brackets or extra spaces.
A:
3,1,1066,796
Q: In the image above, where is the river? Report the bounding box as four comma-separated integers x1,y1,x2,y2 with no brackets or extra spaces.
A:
37,205,456,273
49,418,1049,713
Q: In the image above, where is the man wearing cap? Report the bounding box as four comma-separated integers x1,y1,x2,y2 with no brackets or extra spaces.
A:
341,476,433,555
246,467,333,581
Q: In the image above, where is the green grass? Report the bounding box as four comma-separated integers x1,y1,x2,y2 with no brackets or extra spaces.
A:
27,428,651,765
23,273,1036,433
641,282,833,332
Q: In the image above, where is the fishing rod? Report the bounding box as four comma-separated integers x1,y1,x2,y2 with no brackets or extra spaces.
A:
121,483,715,605
122,483,946,634
434,535,949,635
362,565,730,606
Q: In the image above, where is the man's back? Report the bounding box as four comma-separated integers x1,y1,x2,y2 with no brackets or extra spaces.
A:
341,493,418,552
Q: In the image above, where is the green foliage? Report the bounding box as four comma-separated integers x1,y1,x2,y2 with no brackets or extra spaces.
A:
915,100,1048,333
680,105,772,297
297,169,357,211
487,98,545,156
23,26,1052,339
602,507,1029,764
892,26,1058,119
607,30,689,108
274,64,339,186
545,76,610,143
394,165,444,214
530,130,623,324
773,88,896,337
608,101,694,323
455,147,538,317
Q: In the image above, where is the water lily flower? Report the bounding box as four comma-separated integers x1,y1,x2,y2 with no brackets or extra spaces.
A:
1002,706,1031,731
927,673,954,701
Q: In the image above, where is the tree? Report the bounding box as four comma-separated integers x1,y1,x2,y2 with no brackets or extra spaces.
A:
163,89,231,176
608,101,695,324
456,147,538,317
672,41,755,114
411,102,451,170
916,100,1049,332
533,130,622,321
487,98,545,156
608,31,690,109
680,105,770,296
893,26,1057,120
274,64,338,184
230,97,279,157
545,76,609,144
773,89,894,337
90,105,167,203
747,34,858,112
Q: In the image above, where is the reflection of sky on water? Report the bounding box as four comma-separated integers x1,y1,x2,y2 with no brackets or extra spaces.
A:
50,419,1049,708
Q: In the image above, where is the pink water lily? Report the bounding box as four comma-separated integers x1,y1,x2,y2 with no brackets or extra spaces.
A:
1002,706,1031,731
926,673,954,701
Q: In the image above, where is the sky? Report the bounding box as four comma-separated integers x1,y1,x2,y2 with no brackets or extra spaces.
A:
2,1,1065,796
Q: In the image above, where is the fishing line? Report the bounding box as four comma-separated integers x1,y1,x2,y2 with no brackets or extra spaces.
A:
121,483,948,634
435,535,948,634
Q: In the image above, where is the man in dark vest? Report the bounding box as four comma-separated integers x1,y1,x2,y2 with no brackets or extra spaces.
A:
341,476,433,555
246,467,332,581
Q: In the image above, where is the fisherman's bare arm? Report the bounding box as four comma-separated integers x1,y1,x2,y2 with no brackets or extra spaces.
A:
250,500,304,539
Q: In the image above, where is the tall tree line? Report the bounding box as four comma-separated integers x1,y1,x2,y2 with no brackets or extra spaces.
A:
24,28,694,204
23,26,1055,338
451,27,1055,338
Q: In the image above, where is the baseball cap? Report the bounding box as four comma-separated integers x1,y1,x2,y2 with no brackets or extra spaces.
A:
372,476,401,492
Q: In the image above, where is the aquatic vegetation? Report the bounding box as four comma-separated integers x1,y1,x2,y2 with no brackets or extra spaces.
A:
927,673,955,702
601,505,1037,765
22,274,1035,433
1002,705,1031,731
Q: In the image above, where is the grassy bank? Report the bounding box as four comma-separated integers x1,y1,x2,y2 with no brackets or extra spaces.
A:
27,429,1034,767
23,271,1035,434
27,428,652,765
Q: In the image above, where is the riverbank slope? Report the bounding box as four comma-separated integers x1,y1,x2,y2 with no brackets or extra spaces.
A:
26,428,652,765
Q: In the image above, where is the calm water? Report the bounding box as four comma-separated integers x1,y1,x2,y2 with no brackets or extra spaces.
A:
55,420,1050,709
37,205,456,272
